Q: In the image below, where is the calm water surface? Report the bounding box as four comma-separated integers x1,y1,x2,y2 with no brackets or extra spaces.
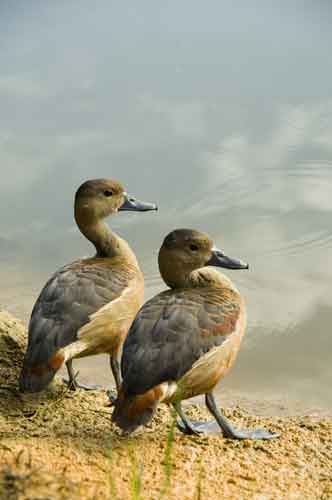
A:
1,1,331,411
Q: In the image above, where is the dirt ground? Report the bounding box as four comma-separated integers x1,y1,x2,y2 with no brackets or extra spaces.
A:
0,310,331,500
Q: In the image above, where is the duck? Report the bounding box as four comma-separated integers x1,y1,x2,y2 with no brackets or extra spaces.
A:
112,228,279,440
19,178,157,394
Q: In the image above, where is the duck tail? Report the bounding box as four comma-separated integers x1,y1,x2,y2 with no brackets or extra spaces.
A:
112,386,162,432
19,349,65,393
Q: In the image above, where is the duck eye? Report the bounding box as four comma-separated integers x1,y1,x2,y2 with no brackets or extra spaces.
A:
104,190,113,197
190,244,199,252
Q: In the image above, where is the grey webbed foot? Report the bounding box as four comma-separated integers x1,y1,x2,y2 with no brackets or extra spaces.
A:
176,419,219,435
176,418,279,439
173,402,216,436
106,388,117,405
62,377,103,391
205,392,280,440
62,376,78,391
225,427,280,440
64,360,104,391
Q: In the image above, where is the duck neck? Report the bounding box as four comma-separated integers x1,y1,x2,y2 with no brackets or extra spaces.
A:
159,261,192,289
189,267,240,294
160,264,239,292
76,215,138,265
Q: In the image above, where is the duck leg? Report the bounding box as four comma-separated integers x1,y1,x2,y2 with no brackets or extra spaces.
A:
205,392,279,440
110,357,122,390
63,360,103,391
176,394,279,439
64,360,78,390
174,402,213,436
107,356,122,403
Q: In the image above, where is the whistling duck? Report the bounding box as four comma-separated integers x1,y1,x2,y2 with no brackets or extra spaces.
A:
112,229,278,439
19,178,157,393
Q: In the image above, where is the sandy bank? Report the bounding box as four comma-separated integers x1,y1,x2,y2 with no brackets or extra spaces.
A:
0,310,331,499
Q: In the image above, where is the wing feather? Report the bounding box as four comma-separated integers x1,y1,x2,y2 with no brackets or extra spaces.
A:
23,259,133,368
121,288,241,396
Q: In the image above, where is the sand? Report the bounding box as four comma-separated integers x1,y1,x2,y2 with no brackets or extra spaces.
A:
0,310,331,500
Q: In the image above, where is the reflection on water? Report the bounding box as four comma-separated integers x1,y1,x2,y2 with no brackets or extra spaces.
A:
1,1,332,411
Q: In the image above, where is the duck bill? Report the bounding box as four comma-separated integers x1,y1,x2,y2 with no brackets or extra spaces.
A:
207,248,249,270
119,193,158,212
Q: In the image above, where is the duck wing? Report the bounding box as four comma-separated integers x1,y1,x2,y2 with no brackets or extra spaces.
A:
23,259,133,369
121,287,241,396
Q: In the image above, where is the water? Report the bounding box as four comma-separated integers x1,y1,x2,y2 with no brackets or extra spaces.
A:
1,1,331,412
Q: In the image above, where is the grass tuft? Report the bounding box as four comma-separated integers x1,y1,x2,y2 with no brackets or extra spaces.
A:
105,447,118,500
159,407,177,499
129,449,144,500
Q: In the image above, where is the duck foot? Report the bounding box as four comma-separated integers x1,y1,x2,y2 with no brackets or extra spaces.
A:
226,427,280,440
174,395,279,439
63,360,106,391
173,402,215,436
205,392,280,440
177,417,279,439
176,419,218,435
62,378,104,391
106,389,117,405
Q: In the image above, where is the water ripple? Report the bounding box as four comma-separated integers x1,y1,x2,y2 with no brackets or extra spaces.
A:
260,229,332,258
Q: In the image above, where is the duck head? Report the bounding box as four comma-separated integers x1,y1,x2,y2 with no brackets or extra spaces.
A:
75,178,157,223
158,228,248,289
